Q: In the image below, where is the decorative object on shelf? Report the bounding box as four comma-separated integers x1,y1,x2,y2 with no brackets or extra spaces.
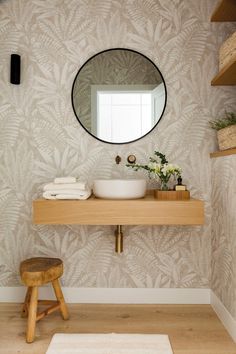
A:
126,151,188,199
42,178,91,200
219,31,236,71
210,111,236,150
210,1,236,86
154,190,190,200
174,176,187,191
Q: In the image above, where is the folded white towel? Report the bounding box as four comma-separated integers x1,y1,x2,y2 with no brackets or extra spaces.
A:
43,191,56,200
54,177,78,184
43,182,87,191
43,189,91,200
44,189,87,195
56,191,91,200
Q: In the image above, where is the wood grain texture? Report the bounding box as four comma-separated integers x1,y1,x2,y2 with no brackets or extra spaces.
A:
0,304,236,353
20,257,69,343
20,258,63,287
33,196,204,225
210,147,236,158
211,0,236,22
154,190,190,200
52,279,70,320
21,287,32,318
26,286,38,343
211,59,236,85
36,303,61,322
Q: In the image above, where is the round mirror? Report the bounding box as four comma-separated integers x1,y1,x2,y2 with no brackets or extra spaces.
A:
72,48,167,144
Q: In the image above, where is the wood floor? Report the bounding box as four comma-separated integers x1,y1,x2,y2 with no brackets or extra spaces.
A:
0,303,236,354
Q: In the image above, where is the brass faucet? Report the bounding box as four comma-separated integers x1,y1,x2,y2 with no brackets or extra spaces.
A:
115,225,123,253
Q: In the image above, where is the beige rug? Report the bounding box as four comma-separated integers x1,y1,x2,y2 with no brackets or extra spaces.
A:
46,333,173,354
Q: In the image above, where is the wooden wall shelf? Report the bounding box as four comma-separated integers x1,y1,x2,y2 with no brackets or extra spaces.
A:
210,147,236,158
211,0,236,22
211,59,236,85
210,0,236,86
33,195,204,226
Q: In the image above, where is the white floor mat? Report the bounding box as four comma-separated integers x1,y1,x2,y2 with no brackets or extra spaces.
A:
46,333,173,354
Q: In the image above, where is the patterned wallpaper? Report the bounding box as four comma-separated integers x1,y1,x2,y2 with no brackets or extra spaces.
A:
0,0,236,317
211,156,236,319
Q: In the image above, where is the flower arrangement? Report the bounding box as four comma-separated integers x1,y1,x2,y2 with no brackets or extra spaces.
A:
209,111,236,130
126,151,182,191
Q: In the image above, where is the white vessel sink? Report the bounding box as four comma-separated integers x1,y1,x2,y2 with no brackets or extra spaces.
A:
93,179,147,199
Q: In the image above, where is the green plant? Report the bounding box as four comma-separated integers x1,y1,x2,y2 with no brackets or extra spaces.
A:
209,111,236,131
126,151,182,191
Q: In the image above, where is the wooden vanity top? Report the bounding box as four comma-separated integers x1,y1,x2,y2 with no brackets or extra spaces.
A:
33,194,204,225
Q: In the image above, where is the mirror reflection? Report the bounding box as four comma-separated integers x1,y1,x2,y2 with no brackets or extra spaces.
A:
72,49,167,144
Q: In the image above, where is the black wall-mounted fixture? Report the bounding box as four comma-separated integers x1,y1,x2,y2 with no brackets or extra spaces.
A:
10,54,21,85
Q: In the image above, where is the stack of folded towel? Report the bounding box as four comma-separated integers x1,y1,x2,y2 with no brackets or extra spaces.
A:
43,177,91,200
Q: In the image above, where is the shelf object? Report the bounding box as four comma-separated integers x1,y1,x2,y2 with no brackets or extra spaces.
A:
210,147,236,158
33,194,204,226
211,58,236,85
154,190,190,200
210,0,236,85
211,0,236,22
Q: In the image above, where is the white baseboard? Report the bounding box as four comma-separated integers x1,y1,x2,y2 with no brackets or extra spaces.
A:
211,291,236,343
0,287,210,304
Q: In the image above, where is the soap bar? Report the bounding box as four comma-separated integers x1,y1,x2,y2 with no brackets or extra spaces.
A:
175,185,187,191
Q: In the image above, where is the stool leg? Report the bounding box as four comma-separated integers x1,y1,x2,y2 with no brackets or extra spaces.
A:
26,286,38,343
22,287,32,318
52,278,69,320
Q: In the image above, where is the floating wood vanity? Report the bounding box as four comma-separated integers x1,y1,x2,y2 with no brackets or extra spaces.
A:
33,194,204,226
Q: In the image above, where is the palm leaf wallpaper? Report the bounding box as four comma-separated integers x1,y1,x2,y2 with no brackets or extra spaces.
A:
0,0,235,318
211,156,236,319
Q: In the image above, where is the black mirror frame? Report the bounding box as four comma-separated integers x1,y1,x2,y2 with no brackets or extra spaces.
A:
71,48,167,145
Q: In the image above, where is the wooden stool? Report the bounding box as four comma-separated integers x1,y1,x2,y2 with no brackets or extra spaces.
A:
20,257,69,343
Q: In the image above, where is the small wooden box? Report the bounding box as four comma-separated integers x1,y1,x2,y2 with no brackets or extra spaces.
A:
154,190,190,200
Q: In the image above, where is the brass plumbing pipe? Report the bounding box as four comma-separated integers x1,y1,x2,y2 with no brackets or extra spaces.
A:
115,225,123,253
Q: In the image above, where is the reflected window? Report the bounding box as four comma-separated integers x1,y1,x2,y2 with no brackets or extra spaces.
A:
91,84,165,142
72,48,167,144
